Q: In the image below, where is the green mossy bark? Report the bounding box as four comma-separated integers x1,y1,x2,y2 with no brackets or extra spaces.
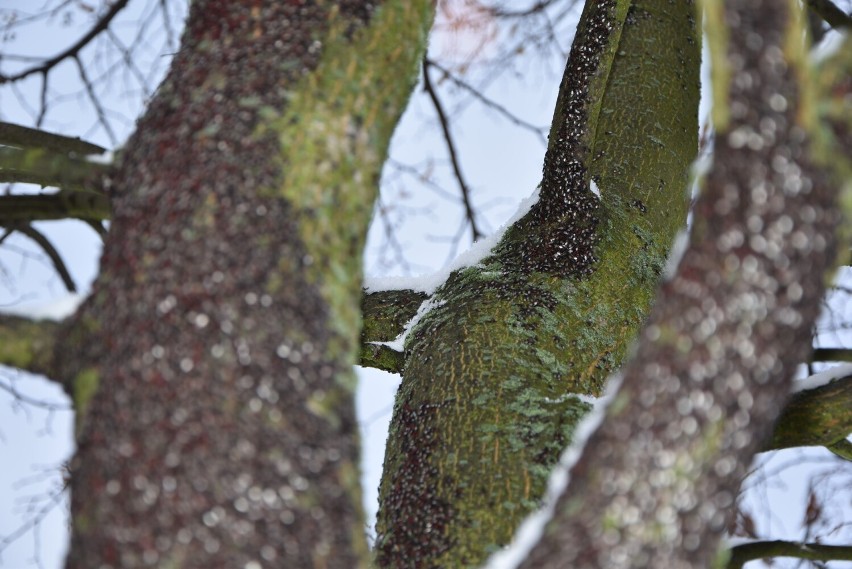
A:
768,377,852,450
0,146,109,192
60,2,435,567
272,1,434,388
361,289,429,344
0,315,59,376
359,289,428,372
375,1,700,567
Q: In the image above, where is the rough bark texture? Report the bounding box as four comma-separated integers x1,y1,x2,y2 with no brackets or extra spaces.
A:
56,1,433,568
375,1,700,567
2,1,849,567
360,289,428,373
518,1,839,567
768,377,852,450
0,315,59,377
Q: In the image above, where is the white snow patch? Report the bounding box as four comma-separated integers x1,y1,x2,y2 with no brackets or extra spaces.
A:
370,297,446,353
1,293,86,320
364,189,541,296
811,30,845,63
663,228,690,280
792,363,852,393
85,150,114,164
690,147,713,180
589,179,601,198
484,372,625,569
573,393,601,406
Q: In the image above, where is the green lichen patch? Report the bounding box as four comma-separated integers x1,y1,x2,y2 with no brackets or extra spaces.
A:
73,368,100,437
376,0,700,566
272,1,434,371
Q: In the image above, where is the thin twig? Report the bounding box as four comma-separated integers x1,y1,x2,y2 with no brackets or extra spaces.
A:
73,55,118,145
14,224,77,292
422,58,483,242
425,58,548,145
0,0,131,84
0,379,71,412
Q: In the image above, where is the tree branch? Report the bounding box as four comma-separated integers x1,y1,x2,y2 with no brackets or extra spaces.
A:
0,0,131,84
767,375,852,451
0,121,106,155
726,540,852,569
0,314,60,378
424,58,548,145
805,0,852,29
12,224,77,292
362,288,429,343
811,347,852,362
0,146,111,193
0,192,111,223
827,438,852,460
422,58,483,242
360,343,406,374
360,288,428,373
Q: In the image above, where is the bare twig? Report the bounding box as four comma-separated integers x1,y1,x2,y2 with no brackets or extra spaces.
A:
490,0,563,19
805,0,852,29
13,224,76,292
422,58,483,242
425,58,548,145
0,485,67,562
0,0,131,85
0,379,71,412
73,55,118,145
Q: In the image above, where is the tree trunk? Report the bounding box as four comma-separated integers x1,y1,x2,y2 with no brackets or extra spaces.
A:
516,0,840,566
375,1,700,566
57,2,433,567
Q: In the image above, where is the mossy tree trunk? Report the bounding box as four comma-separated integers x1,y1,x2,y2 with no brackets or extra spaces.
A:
1,0,851,568
49,1,434,567
517,0,842,565
374,1,701,566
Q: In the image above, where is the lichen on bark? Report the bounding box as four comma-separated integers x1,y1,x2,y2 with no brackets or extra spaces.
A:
375,1,700,566
58,1,434,568
517,1,840,567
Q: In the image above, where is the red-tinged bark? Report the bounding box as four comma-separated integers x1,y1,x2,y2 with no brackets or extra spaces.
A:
58,2,406,567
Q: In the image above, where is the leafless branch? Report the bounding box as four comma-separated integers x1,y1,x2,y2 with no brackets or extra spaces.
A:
73,55,118,145
805,0,852,29
0,0,131,85
425,58,548,145
12,224,76,292
727,540,852,569
422,58,483,242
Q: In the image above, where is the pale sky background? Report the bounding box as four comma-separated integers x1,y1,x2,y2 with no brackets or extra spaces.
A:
0,2,849,568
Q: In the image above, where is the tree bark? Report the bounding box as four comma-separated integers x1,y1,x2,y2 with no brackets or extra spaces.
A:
56,2,433,567
375,1,701,566
517,0,840,567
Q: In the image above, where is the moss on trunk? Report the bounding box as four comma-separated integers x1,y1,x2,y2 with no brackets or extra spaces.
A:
375,1,700,567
